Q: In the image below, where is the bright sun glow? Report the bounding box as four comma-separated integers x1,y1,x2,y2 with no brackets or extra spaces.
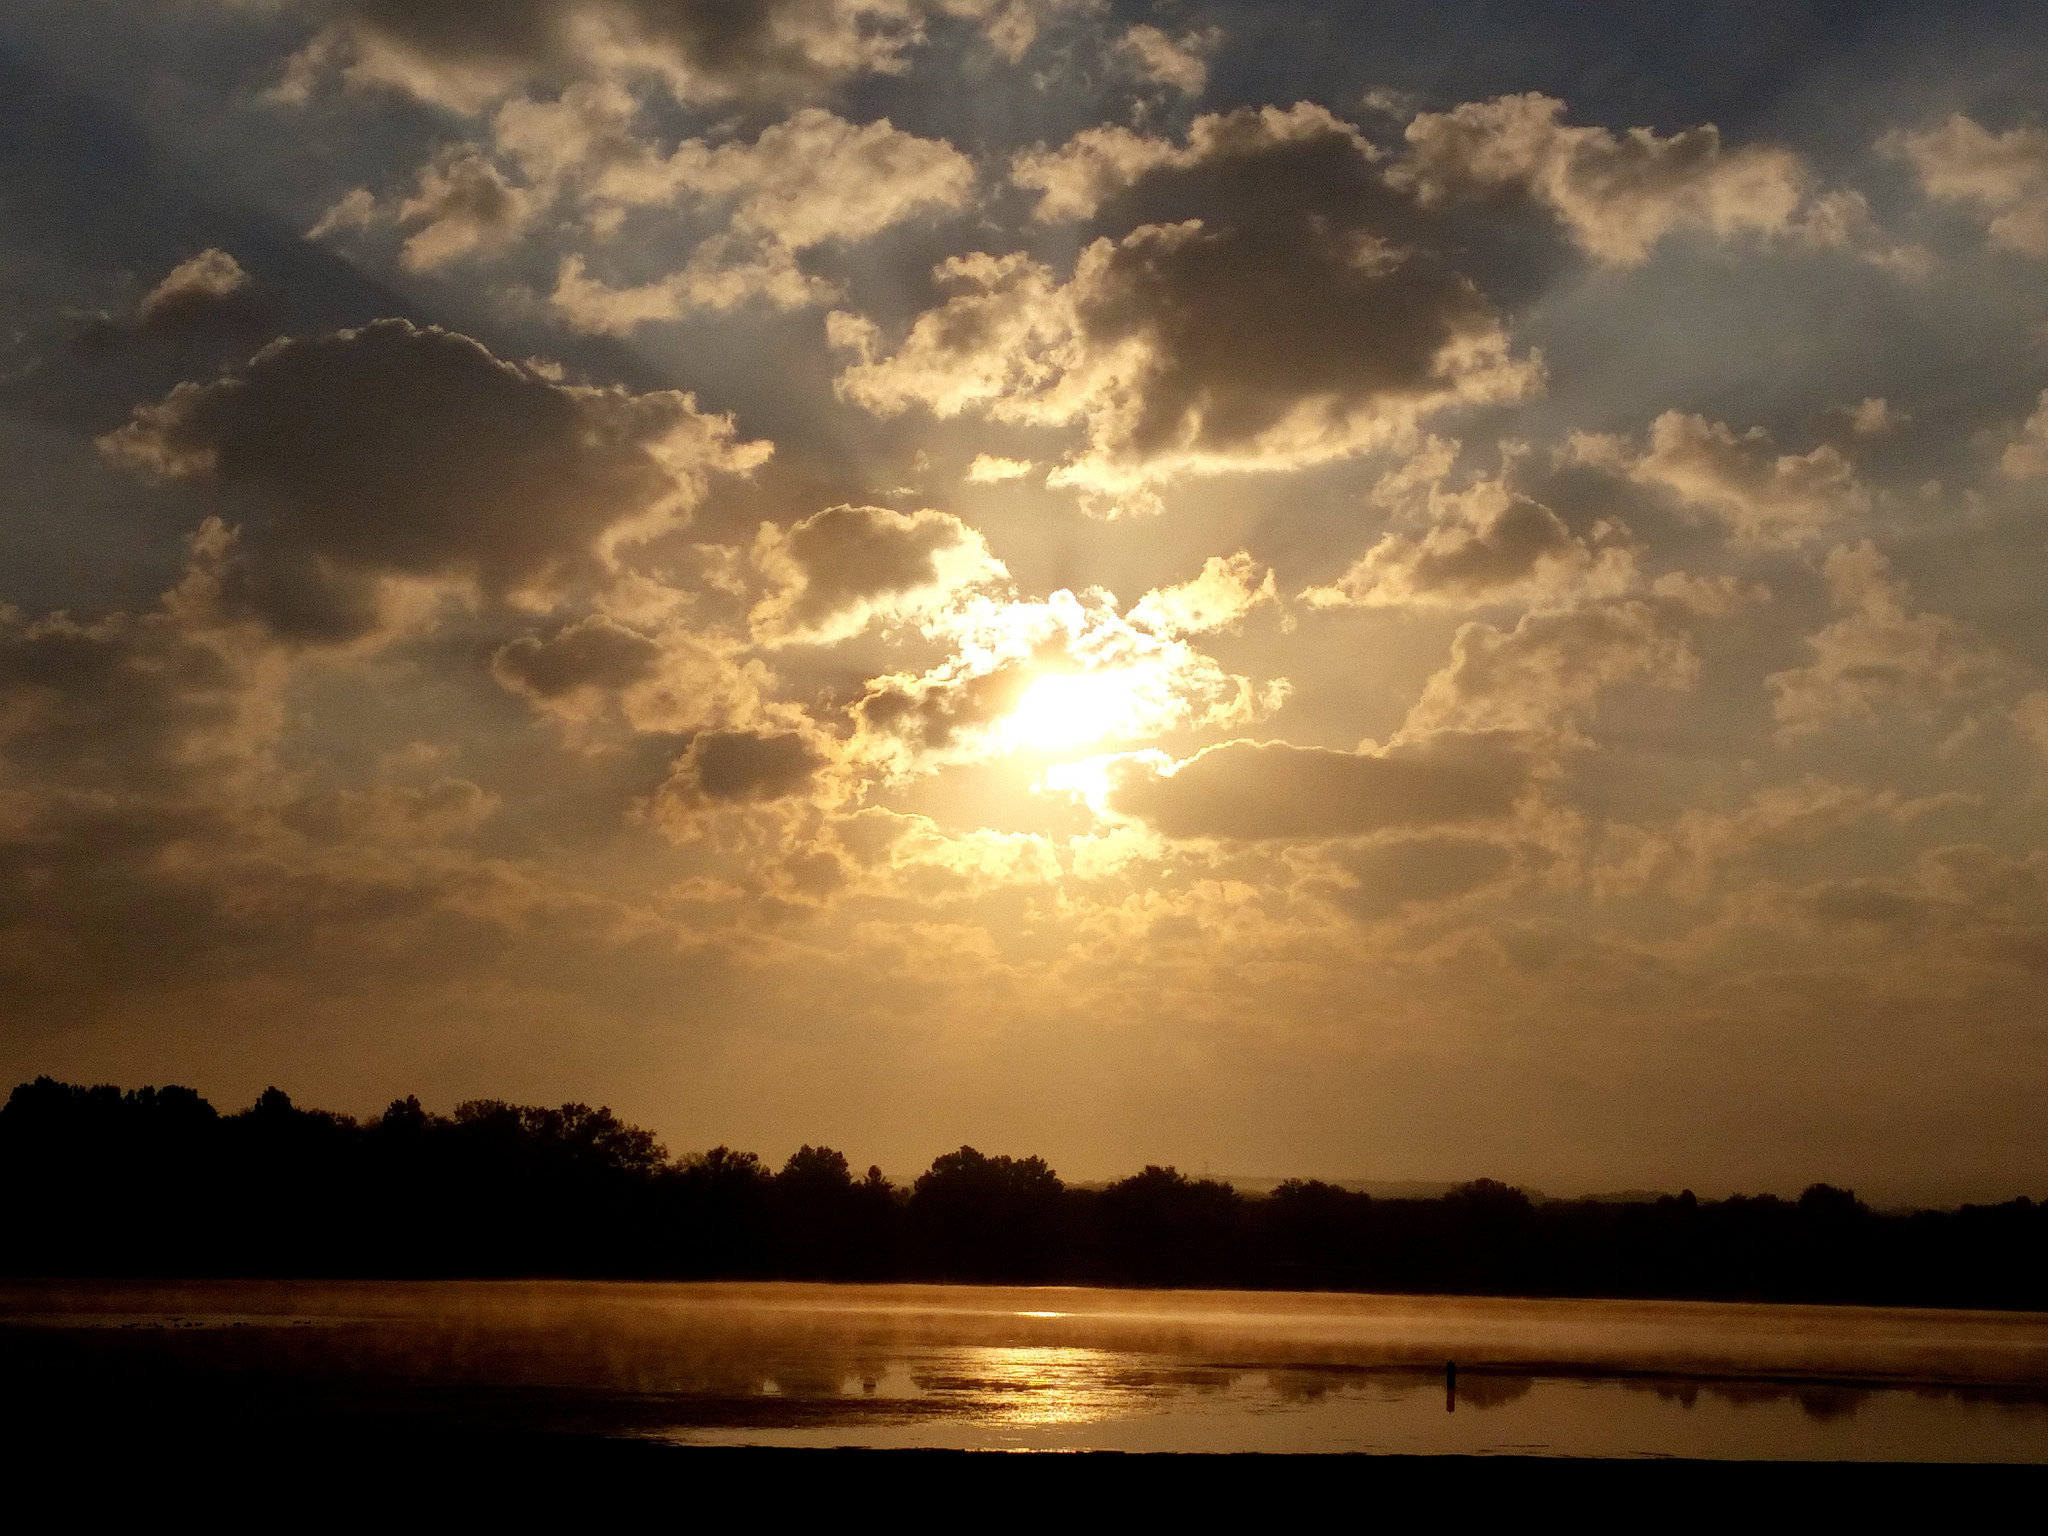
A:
1001,670,1143,752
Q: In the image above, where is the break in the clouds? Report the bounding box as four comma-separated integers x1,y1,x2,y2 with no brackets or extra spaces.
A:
7,0,2048,1204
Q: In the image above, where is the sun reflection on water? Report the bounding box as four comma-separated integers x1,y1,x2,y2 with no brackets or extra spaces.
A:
915,1345,1151,1428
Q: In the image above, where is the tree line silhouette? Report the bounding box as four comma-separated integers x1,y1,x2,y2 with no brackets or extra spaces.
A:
4,1076,2045,1307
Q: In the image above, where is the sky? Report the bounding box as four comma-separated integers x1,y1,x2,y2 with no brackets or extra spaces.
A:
4,0,2048,1202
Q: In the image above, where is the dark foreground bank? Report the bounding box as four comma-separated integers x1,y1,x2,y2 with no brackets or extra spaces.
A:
7,1076,2047,1307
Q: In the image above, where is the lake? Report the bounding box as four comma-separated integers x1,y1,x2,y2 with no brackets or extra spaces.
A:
6,1280,2047,1459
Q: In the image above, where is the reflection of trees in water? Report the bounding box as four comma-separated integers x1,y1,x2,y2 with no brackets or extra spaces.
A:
1646,1379,1699,1409
1792,1386,1874,1422
1624,1375,1877,1421
1704,1380,1874,1422
1268,1369,1339,1404
1454,1372,1534,1410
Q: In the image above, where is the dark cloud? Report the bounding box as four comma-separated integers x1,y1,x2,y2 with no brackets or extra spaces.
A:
0,607,246,794
1404,496,1578,593
280,779,498,844
1306,486,1613,610
840,106,1535,498
287,0,929,109
99,319,768,639
1079,219,1498,460
674,727,825,802
136,250,267,337
779,504,963,624
493,615,663,700
854,662,1031,752
1321,835,1515,920
1107,731,1529,841
753,503,998,640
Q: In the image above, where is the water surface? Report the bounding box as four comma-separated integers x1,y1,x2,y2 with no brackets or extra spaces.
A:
7,1280,2046,1459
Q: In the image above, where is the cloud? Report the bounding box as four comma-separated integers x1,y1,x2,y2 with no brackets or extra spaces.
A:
282,779,500,845
1126,553,1277,636
391,149,538,270
1010,101,1369,223
849,586,1286,774
307,187,380,241
494,616,772,737
833,215,1536,509
1315,833,1516,920
578,107,975,245
1390,93,1818,266
136,250,263,334
664,727,827,804
933,0,1097,64
271,0,1096,123
1594,777,1978,904
964,454,1033,483
1303,477,1635,611
2012,691,2048,761
1404,600,1698,738
2002,390,2048,480
1804,844,2048,977
0,597,271,799
1849,397,1905,437
1882,114,2048,257
492,614,662,700
749,503,1007,643
273,0,934,114
546,108,974,328
1570,411,1868,548
1117,24,1213,96
1102,731,1529,841
1767,542,2006,735
97,320,771,639
552,244,827,331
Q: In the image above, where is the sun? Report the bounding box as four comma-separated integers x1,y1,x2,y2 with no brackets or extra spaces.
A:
1001,669,1144,753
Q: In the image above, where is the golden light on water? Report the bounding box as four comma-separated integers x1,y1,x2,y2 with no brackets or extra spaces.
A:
951,1346,1124,1427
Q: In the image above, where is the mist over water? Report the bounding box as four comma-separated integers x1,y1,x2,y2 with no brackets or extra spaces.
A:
7,1281,2047,1459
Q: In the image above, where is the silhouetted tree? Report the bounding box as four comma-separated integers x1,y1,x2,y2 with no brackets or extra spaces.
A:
1095,1166,1246,1285
5,1076,2048,1305
676,1146,772,1275
910,1146,1067,1281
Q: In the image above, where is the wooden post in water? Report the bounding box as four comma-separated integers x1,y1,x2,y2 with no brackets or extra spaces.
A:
1445,1360,1456,1412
